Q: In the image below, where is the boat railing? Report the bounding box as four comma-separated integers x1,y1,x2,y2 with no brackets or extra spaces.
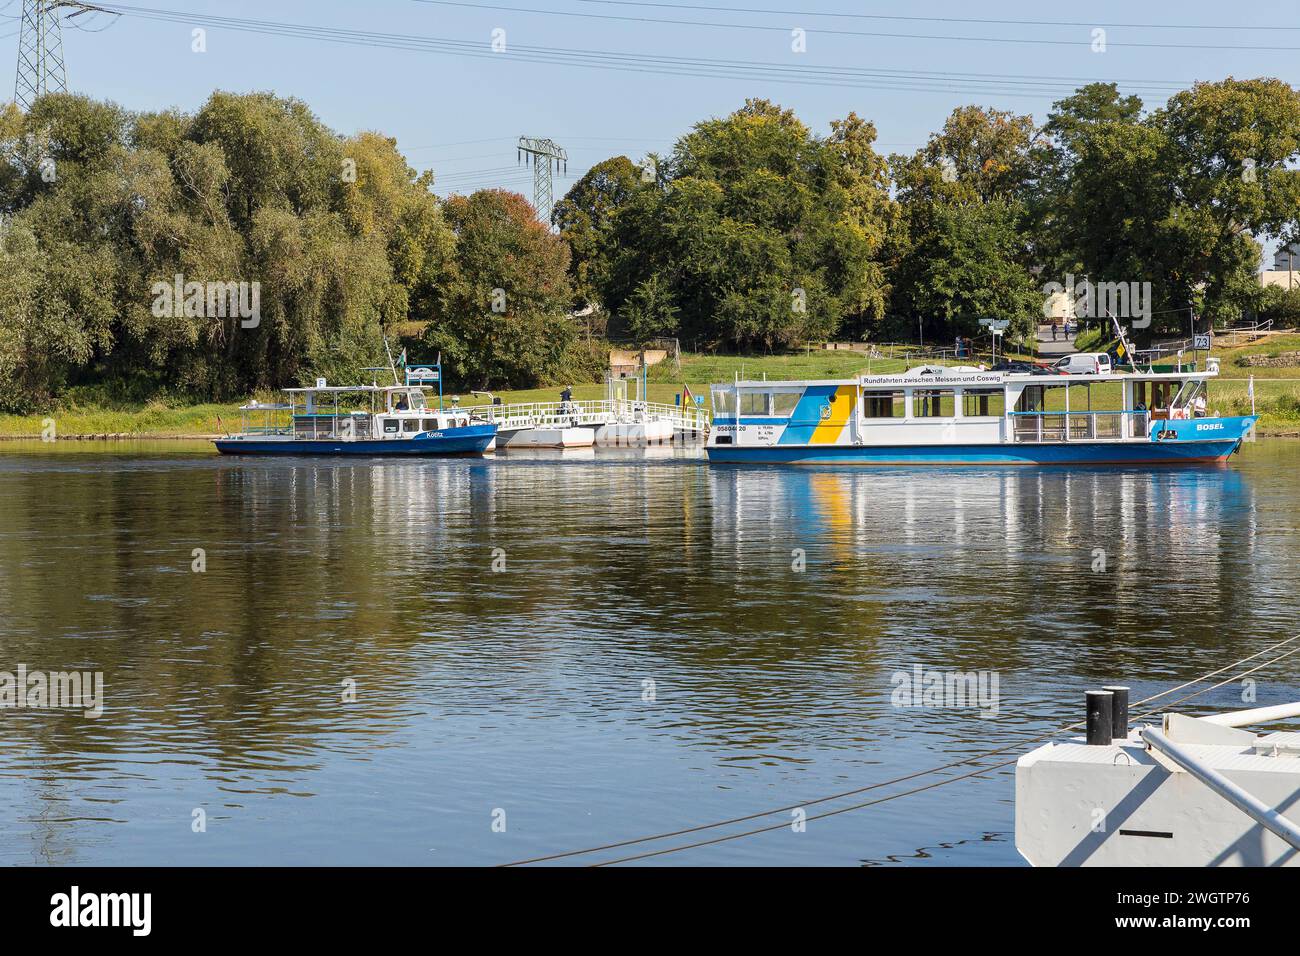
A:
1009,410,1148,443
461,398,710,434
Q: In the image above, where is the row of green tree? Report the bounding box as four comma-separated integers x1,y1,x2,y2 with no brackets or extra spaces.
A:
1,80,1297,412
0,91,596,412
558,80,1300,352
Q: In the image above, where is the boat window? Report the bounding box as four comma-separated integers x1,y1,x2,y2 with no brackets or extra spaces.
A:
409,392,427,410
772,392,800,417
711,387,735,415
422,418,438,431
863,390,905,418
962,388,1005,417
1015,385,1045,413
914,389,956,418
740,392,771,416
403,419,420,433
382,419,400,434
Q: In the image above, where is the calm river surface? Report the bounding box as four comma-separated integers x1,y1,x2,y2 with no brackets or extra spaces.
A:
1,439,1298,866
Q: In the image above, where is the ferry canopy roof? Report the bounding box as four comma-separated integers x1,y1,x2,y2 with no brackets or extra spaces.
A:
721,366,1220,389
278,384,431,393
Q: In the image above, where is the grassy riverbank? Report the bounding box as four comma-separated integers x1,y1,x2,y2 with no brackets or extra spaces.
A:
4,335,1299,439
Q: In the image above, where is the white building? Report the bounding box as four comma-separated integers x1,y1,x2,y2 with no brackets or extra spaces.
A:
1260,242,1299,290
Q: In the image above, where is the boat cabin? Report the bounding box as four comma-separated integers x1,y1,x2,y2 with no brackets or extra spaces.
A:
236,383,472,442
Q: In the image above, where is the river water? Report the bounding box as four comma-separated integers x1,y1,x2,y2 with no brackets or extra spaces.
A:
1,439,1297,866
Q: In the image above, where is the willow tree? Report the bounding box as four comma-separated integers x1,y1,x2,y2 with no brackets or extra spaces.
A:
0,91,456,410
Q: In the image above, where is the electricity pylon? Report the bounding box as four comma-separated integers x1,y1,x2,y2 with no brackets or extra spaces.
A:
517,136,567,226
14,1,114,111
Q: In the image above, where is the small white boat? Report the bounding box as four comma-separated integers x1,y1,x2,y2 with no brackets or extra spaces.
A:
213,358,498,457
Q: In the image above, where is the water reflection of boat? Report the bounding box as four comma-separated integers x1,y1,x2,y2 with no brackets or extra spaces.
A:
707,361,1256,466
490,446,598,461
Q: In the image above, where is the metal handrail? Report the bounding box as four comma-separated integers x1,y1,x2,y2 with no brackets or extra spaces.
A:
1142,727,1300,852
459,398,710,434
1006,409,1150,416
1010,409,1148,443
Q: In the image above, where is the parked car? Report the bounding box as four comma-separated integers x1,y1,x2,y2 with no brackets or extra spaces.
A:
992,360,1069,376
1052,352,1113,375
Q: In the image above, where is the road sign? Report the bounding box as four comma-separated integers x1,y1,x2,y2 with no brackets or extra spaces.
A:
1193,334,1211,350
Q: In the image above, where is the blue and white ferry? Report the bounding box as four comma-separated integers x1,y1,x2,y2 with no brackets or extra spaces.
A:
214,365,496,456
706,359,1256,466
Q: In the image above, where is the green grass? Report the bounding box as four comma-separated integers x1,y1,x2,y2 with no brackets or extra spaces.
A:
0,400,246,438
1213,331,1300,378
646,349,895,384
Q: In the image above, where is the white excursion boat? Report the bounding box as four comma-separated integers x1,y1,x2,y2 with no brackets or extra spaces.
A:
706,358,1256,466
1017,689,1300,867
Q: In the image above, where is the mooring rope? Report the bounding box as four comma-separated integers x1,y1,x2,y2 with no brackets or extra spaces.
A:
501,633,1300,867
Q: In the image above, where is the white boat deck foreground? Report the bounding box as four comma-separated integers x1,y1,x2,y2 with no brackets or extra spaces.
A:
1017,702,1300,866
462,399,709,439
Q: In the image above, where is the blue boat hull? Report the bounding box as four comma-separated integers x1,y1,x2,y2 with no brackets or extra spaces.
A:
706,440,1243,466
213,424,497,456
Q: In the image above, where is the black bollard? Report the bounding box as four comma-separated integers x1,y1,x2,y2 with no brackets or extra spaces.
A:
1086,690,1114,746
1103,685,1130,740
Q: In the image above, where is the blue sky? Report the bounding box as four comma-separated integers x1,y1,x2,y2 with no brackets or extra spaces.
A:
22,0,1300,211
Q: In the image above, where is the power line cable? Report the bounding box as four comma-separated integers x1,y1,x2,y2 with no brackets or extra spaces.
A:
91,4,1230,101
410,0,1300,51
574,0,1300,33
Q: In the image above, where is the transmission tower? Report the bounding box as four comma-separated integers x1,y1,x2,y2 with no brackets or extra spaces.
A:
14,1,114,111
517,136,567,226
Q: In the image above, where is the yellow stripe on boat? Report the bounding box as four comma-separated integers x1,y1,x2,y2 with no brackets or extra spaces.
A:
810,385,855,444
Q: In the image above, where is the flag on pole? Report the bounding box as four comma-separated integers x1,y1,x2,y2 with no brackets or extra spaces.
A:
1248,375,1256,415
682,383,693,406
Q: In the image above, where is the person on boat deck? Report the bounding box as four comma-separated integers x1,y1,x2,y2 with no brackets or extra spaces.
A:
1193,393,1208,418
560,386,573,408
394,393,409,411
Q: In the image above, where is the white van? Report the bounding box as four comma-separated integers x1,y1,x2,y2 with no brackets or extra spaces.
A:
1052,352,1112,375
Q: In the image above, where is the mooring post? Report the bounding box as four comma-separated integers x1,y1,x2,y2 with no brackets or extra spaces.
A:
1086,690,1114,746
1103,685,1130,740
